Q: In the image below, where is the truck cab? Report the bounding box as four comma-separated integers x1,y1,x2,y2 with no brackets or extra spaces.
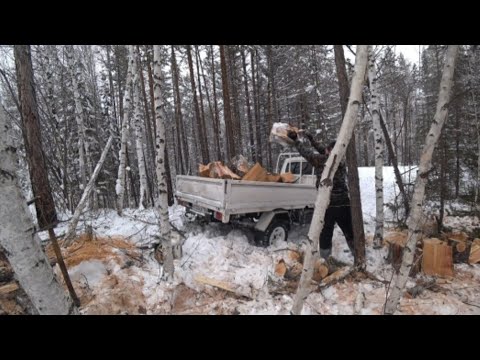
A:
276,152,317,186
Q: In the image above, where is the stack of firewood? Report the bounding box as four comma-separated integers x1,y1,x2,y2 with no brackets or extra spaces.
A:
384,230,480,279
198,155,296,183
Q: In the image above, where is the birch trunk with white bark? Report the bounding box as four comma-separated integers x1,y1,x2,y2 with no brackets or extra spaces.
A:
65,45,87,191
153,46,174,279
116,45,134,215
131,45,149,209
64,136,113,246
384,45,459,315
0,107,77,314
367,45,385,248
291,45,368,315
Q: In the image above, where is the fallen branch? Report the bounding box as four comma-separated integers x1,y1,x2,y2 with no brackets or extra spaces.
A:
195,275,253,299
63,136,113,246
318,267,352,289
462,301,480,309
407,279,437,298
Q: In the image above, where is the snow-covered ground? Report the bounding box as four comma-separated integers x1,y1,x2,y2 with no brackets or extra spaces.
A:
42,166,480,315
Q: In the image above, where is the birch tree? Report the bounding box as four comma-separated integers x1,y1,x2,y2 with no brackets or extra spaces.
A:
153,45,174,279
384,45,459,315
116,46,134,215
367,45,385,248
0,106,78,315
291,45,368,315
131,45,150,209
65,45,92,196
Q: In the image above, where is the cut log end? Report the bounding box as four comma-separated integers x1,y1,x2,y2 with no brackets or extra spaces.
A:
422,238,454,278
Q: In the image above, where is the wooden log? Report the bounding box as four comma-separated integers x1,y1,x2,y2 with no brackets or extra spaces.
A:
385,231,407,271
445,231,469,243
385,231,421,276
318,267,352,289
229,155,250,177
447,237,471,263
422,238,454,278
242,162,268,182
198,163,210,177
194,275,252,299
469,239,480,264
265,174,282,183
275,259,287,277
312,259,329,282
280,172,295,183
0,282,19,295
208,161,241,180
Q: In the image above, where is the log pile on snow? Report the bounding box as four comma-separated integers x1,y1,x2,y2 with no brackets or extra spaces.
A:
384,229,480,279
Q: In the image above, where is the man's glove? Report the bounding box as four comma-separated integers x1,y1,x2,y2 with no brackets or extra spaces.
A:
287,130,298,141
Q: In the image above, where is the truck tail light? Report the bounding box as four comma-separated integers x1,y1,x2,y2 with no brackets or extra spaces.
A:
214,211,223,221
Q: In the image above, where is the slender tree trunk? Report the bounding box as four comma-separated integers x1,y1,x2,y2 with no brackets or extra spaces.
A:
228,46,242,155
116,46,134,215
334,45,366,269
65,46,88,193
455,107,460,198
104,45,120,158
45,45,70,211
241,46,255,161
367,45,385,248
385,45,459,315
64,136,113,246
473,89,480,206
137,46,156,180
251,48,262,164
291,45,368,315
378,110,410,220
132,46,150,209
153,45,174,279
187,45,209,164
171,46,187,174
220,45,235,160
209,45,222,161
195,45,210,163
0,108,77,314
198,46,217,161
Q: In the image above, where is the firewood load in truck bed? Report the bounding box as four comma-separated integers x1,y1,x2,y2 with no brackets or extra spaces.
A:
198,155,295,183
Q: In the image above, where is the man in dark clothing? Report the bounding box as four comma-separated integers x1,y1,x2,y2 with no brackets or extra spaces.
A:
287,130,354,260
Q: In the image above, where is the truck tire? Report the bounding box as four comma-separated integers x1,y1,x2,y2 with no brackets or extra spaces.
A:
254,221,288,247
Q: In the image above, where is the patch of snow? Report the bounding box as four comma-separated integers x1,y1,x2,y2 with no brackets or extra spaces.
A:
68,260,107,288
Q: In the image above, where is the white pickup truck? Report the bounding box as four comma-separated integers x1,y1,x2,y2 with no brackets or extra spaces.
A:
175,153,319,246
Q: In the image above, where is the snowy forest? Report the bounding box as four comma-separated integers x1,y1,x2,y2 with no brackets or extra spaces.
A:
0,45,479,315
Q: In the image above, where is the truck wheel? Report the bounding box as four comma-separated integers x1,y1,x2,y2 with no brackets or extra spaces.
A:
254,221,288,247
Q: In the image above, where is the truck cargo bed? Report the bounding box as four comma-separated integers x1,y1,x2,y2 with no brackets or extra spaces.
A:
176,175,316,222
